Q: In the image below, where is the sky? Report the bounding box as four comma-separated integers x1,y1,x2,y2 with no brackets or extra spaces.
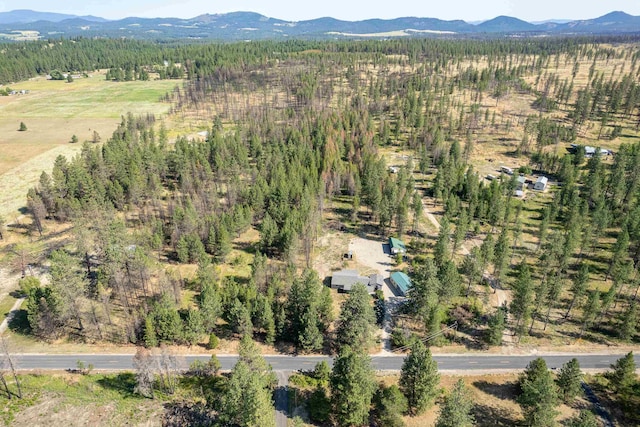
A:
1,0,640,22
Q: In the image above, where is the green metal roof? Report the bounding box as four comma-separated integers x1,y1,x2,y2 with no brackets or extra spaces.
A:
389,237,406,251
390,271,411,294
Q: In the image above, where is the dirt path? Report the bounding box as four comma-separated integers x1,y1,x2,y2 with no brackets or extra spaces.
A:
0,297,25,335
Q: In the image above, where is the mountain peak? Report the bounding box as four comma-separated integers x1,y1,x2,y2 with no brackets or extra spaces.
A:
476,15,535,32
594,11,633,22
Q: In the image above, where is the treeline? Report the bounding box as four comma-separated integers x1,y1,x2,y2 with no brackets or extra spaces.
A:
2,35,640,84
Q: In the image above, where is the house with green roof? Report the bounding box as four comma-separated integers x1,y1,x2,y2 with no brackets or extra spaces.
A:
390,271,411,296
389,237,406,255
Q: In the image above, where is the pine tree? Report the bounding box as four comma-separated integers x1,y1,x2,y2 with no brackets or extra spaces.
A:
579,290,601,338
565,263,589,319
435,379,474,427
510,261,534,339
607,352,636,394
307,387,331,424
219,359,276,427
566,410,598,427
556,358,583,403
287,269,329,351
199,281,222,333
143,315,158,348
183,308,204,346
462,247,482,297
298,308,323,352
434,216,451,267
228,298,253,336
619,303,638,342
335,283,376,351
517,358,559,427
372,385,407,427
486,306,507,346
493,227,511,283
399,340,440,415
330,347,377,427
437,260,462,304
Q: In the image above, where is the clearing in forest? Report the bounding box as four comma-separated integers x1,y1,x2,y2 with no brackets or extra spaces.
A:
0,72,180,216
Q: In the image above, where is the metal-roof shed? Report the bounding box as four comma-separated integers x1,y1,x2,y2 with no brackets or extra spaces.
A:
389,237,406,254
390,271,411,296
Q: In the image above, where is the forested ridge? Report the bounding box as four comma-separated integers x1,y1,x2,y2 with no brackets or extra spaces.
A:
1,33,640,426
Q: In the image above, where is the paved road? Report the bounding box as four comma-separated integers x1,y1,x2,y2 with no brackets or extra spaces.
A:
10,353,640,372
274,371,291,427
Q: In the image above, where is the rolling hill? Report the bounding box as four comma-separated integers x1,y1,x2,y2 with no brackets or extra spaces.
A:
0,9,638,40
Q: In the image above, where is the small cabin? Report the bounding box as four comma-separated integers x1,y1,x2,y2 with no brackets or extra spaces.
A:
389,237,406,255
534,176,548,191
390,271,411,296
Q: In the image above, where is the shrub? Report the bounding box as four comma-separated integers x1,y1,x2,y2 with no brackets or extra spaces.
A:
208,333,219,350
307,387,331,423
18,276,41,296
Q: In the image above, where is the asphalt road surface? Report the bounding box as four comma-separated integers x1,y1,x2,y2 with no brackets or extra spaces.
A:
11,353,640,372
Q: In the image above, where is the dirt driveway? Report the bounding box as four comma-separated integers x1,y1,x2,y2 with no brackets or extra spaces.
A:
348,237,391,274
348,236,406,301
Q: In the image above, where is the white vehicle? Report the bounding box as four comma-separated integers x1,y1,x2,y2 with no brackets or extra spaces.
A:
500,166,514,175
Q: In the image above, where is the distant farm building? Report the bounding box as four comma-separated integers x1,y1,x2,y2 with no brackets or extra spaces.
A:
390,271,411,296
534,176,548,191
516,176,526,191
569,144,612,158
389,237,406,255
330,270,382,294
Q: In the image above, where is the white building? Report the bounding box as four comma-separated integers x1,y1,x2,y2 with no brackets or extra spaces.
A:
534,176,548,191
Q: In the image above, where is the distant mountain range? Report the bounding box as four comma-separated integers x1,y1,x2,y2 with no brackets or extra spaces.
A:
0,9,106,24
0,9,639,41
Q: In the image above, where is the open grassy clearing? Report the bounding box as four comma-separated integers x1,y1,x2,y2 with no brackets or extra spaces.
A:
0,72,181,216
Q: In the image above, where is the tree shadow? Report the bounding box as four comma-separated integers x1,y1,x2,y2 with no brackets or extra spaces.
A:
7,309,30,335
96,372,138,398
555,328,613,346
473,380,518,401
472,403,518,426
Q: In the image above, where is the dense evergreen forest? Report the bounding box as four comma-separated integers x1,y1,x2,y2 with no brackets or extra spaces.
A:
1,33,640,426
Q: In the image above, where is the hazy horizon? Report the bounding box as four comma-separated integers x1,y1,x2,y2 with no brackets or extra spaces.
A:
0,0,638,23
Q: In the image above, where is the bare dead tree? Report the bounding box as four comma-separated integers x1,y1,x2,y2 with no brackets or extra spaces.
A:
132,347,155,398
0,337,22,398
157,345,184,395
